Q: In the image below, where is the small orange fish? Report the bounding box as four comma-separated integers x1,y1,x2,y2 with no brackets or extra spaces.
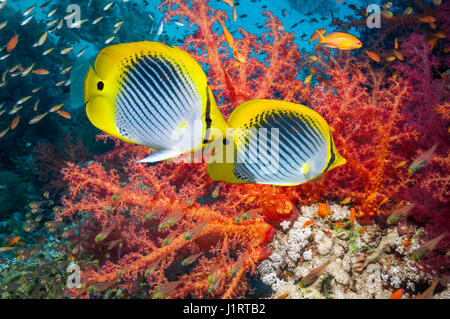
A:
394,37,398,49
219,18,234,49
389,288,404,299
340,197,352,205
358,226,366,234
29,112,48,124
7,33,19,52
232,4,237,21
49,103,64,113
419,16,436,24
394,161,407,169
307,65,316,73
7,236,20,246
433,31,446,39
399,235,411,247
309,29,326,42
350,208,356,226
428,37,438,50
10,115,20,129
393,49,404,61
32,69,49,75
317,202,331,220
234,50,247,64
304,74,313,85
367,192,378,202
437,71,448,82
276,293,289,299
0,127,9,138
386,56,396,62
365,50,380,62
302,219,314,228
222,0,234,7
378,197,389,207
334,222,346,228
56,110,71,119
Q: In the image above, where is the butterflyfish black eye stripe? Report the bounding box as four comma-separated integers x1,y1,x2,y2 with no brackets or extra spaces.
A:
203,85,212,144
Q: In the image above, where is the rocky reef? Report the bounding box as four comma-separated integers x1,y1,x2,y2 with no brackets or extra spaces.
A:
258,204,449,299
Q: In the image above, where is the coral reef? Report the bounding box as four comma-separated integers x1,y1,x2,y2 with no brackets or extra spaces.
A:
58,154,274,298
0,239,69,299
52,0,448,298
258,204,449,299
0,0,447,300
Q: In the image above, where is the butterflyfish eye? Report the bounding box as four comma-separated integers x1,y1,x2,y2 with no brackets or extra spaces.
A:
97,81,104,91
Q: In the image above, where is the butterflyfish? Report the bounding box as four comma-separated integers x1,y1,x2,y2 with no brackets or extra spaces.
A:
206,100,346,185
84,41,229,163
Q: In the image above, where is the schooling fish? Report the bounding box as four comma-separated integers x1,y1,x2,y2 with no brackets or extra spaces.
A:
84,41,229,163
316,30,362,50
411,232,448,261
415,278,439,299
206,100,346,185
6,33,19,52
386,203,415,225
408,143,439,174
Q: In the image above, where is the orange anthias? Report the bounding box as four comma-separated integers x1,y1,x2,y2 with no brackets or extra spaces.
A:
7,236,20,246
302,219,314,228
317,202,331,219
350,208,356,226
7,33,19,52
219,18,234,49
10,115,20,130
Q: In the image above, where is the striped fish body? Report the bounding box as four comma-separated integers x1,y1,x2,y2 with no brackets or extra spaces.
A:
84,41,229,162
207,100,346,186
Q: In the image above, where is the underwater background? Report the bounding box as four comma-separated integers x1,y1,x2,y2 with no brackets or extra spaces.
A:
0,0,448,299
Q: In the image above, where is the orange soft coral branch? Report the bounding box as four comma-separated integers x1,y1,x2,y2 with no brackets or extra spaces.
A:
60,160,274,298
161,0,237,101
